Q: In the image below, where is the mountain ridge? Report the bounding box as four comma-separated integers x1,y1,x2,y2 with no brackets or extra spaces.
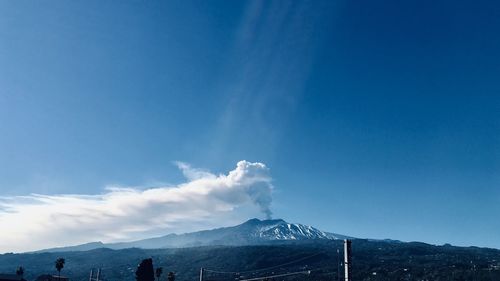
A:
35,218,351,253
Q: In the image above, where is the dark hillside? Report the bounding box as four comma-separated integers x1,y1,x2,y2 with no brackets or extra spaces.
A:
1,240,499,281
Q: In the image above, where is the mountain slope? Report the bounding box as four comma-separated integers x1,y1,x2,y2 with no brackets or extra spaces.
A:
37,218,349,252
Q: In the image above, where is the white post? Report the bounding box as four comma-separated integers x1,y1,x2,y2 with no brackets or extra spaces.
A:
344,239,352,281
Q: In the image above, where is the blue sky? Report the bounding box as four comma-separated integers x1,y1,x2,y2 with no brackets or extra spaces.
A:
0,0,499,252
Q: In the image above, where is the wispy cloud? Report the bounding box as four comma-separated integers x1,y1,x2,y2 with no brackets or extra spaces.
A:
0,161,273,253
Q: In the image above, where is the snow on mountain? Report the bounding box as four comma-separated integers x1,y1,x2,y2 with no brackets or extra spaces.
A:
243,219,349,241
259,222,330,240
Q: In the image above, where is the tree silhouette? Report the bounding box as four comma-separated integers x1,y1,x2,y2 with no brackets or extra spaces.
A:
55,258,65,280
135,258,155,281
155,267,163,281
167,272,175,281
16,266,24,277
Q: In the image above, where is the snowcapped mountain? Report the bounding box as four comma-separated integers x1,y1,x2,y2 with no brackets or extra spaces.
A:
259,221,335,240
36,218,350,253
238,218,347,241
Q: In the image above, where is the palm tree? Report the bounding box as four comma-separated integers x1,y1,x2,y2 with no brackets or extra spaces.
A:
55,258,65,280
16,266,24,278
155,267,163,281
136,258,154,281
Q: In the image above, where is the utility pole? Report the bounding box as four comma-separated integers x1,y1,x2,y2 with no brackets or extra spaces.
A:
337,248,341,281
344,239,352,281
199,268,204,281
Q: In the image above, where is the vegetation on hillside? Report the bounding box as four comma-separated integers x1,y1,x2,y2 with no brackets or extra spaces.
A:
0,240,499,281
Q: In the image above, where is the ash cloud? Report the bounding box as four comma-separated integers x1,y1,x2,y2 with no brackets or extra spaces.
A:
0,161,274,253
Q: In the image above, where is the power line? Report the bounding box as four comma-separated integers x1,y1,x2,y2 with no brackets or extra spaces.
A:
238,270,311,281
238,267,338,281
203,252,326,275
202,266,338,281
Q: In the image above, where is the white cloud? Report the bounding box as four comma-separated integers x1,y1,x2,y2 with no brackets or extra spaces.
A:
0,161,273,253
